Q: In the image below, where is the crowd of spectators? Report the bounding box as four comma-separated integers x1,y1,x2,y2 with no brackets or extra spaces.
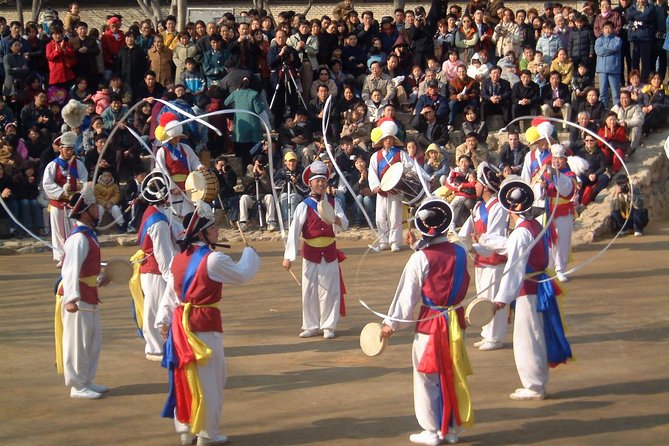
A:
0,0,668,237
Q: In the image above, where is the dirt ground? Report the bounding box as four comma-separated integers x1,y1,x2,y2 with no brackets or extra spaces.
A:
1,218,668,446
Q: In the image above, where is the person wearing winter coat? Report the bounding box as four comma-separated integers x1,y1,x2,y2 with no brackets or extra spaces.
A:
627,0,657,80
569,15,596,73
115,32,148,95
172,32,201,86
94,169,124,231
595,21,623,107
45,26,76,86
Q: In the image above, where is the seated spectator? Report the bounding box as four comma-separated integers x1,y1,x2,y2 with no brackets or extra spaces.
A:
567,111,598,153
466,52,489,83
239,155,278,231
413,80,448,125
598,111,629,174
274,151,308,224
362,60,394,103
101,94,130,131
610,175,648,237
134,70,166,101
511,69,541,127
497,50,521,86
611,90,644,154
14,162,45,236
108,75,133,105
311,67,338,99
455,132,489,168
498,130,529,175
349,155,375,229
625,70,649,107
445,154,477,227
94,169,124,232
320,153,347,211
441,49,466,83
340,103,372,150
0,137,22,177
309,84,339,142
540,71,571,130
24,127,49,165
0,163,19,237
578,88,606,127
480,66,512,126
571,62,594,112
84,133,116,178
365,89,389,125
405,139,424,165
527,50,546,75
413,104,449,150
69,77,92,103
575,134,610,206
461,105,488,148
334,136,367,178
550,48,574,87
448,64,479,130
123,165,148,233
211,156,239,224
19,90,50,139
405,65,424,106
379,104,407,142
422,144,449,189
518,46,534,71
641,71,669,135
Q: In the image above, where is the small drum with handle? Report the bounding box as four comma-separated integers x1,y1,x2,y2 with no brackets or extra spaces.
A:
360,322,388,357
465,297,495,327
317,199,336,225
104,259,133,284
380,163,425,206
185,170,219,203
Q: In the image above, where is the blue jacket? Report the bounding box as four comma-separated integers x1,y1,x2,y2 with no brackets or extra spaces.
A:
663,16,669,50
595,34,622,74
627,4,656,42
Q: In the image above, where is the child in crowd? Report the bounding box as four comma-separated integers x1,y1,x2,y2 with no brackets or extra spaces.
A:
571,63,594,112
610,175,648,237
181,57,205,95
422,144,448,190
91,83,110,115
445,154,477,227
94,169,125,232
350,155,376,229
365,89,388,125
407,65,424,105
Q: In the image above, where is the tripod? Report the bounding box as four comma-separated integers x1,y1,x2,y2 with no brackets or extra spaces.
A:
269,62,308,118
254,175,265,231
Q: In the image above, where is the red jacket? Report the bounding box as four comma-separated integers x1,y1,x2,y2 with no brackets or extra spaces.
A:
101,30,125,69
45,39,76,85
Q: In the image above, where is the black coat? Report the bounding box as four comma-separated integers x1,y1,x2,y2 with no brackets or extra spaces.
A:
540,83,571,107
116,45,148,94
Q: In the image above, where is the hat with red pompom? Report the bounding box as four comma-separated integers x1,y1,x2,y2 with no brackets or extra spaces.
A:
154,112,184,143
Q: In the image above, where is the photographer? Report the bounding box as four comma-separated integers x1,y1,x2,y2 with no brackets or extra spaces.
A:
610,175,648,237
274,151,308,225
268,29,302,127
213,156,240,225
239,154,278,231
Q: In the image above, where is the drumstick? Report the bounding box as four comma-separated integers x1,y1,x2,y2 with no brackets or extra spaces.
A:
287,267,302,287
236,221,248,247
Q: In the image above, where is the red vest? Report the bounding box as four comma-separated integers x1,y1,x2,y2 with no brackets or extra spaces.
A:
171,246,223,333
138,206,168,275
163,145,190,188
473,197,508,267
58,228,101,305
301,196,338,263
545,169,577,217
518,219,548,297
416,241,470,333
48,158,78,209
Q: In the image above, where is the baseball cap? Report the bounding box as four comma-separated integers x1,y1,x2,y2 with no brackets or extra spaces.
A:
284,151,297,161
427,80,439,88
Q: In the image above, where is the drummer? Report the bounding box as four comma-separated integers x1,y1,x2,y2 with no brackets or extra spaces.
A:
459,162,510,352
282,160,348,339
154,112,205,217
368,120,418,252
381,198,473,445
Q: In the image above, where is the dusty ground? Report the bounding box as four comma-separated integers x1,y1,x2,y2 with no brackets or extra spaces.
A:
0,218,668,446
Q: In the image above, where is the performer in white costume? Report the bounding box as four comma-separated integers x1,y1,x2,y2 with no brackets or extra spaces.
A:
42,131,87,265
459,162,509,351
56,184,109,399
283,160,349,339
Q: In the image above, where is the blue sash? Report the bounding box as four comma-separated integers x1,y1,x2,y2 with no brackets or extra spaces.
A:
165,142,189,172
70,225,98,243
140,211,168,246
180,246,210,302
161,328,177,418
478,201,489,226
303,197,318,213
422,244,467,309
55,157,79,179
529,149,550,178
525,236,572,366
377,147,400,178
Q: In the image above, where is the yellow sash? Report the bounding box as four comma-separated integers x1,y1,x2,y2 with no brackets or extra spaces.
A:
171,173,188,182
182,302,217,434
129,249,146,331
448,314,474,427
53,274,98,375
303,236,335,248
